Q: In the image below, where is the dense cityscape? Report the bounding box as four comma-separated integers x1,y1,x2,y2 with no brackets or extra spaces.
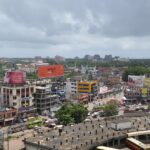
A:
0,56,150,150
1,0,150,150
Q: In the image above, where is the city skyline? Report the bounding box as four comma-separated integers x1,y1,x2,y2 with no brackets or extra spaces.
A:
0,0,150,58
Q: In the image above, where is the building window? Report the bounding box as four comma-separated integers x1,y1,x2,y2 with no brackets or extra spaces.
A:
7,89,9,93
12,112,16,117
13,96,16,100
17,89,20,96
10,89,12,94
13,103,17,106
31,87,34,93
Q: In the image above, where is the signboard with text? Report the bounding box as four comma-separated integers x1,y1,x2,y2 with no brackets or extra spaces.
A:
38,65,64,78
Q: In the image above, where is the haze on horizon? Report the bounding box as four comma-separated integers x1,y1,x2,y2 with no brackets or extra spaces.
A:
0,0,150,58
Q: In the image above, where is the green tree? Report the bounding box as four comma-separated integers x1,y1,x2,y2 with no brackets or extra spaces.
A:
71,104,88,123
103,104,118,117
55,103,88,125
26,72,37,79
60,114,74,125
122,67,150,82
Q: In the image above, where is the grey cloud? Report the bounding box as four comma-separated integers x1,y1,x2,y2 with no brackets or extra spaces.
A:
1,0,150,37
0,0,150,57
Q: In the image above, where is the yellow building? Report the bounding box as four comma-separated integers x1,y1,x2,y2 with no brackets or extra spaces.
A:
77,81,98,95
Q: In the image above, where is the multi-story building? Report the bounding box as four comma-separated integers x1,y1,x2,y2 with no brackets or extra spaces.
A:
81,65,97,77
77,81,98,96
123,86,150,105
0,84,35,109
123,87,142,105
0,84,36,119
108,76,121,85
16,63,36,73
98,67,112,77
104,55,113,62
0,108,17,126
124,88,141,98
34,86,61,114
65,78,77,99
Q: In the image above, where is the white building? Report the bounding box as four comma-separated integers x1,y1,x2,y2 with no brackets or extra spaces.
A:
65,78,78,99
81,65,97,77
16,64,36,73
0,84,36,110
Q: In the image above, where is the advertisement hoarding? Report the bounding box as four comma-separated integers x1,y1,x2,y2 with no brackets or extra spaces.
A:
128,75,145,87
38,65,64,78
4,71,25,84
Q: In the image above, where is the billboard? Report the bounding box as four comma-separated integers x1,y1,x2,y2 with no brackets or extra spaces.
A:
128,75,145,87
38,65,64,78
4,71,25,84
144,78,150,87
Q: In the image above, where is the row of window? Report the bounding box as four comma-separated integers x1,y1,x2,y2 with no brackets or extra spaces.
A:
2,87,34,94
0,111,16,119
78,84,90,87
71,83,77,85
78,88,90,91
125,93,140,96
36,102,58,107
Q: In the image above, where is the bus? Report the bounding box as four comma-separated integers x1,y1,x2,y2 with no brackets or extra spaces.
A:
127,130,150,137
126,137,150,150
97,146,119,150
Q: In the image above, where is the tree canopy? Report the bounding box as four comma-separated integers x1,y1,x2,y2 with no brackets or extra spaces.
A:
103,104,118,117
55,103,88,125
122,67,150,82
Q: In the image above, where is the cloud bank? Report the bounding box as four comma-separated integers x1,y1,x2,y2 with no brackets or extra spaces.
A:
0,0,150,58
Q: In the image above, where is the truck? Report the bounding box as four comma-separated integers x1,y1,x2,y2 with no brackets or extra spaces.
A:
111,120,132,131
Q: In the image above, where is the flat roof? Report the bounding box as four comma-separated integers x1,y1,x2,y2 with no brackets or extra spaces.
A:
111,120,130,124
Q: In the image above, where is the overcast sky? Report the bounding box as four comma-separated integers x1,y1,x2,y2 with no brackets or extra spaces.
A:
0,0,150,58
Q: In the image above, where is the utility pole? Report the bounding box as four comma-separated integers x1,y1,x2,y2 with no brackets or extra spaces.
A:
6,126,12,150
7,128,9,150
0,130,4,150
